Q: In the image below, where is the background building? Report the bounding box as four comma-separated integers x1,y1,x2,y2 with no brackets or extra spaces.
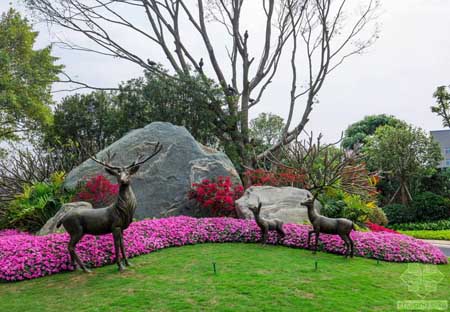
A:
431,130,450,168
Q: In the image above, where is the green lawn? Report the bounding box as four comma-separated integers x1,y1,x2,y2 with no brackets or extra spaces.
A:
400,230,450,240
0,243,448,312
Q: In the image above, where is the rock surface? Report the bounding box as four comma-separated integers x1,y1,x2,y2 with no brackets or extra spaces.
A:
63,122,241,219
235,186,321,224
37,202,93,235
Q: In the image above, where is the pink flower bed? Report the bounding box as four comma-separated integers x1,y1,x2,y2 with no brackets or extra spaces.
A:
0,217,447,282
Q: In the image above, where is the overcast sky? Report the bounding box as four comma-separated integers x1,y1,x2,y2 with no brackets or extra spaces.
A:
3,0,450,142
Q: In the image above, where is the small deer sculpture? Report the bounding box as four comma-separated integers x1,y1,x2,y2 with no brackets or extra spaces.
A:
301,194,355,257
248,202,285,244
57,142,163,272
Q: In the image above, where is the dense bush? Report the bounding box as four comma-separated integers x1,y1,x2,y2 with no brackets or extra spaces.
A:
319,189,373,225
0,216,446,281
382,203,416,224
390,219,450,231
418,168,450,198
189,177,244,217
400,230,450,241
382,192,450,224
412,192,450,222
74,175,119,208
367,206,388,226
1,172,74,232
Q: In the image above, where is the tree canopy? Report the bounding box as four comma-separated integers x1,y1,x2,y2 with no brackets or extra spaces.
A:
364,125,442,205
342,114,406,149
249,113,285,154
0,8,61,141
431,85,450,128
43,70,225,165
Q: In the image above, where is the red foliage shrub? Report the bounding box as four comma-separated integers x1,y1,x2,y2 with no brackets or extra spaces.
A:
74,175,119,208
189,176,244,217
366,221,399,234
244,168,308,188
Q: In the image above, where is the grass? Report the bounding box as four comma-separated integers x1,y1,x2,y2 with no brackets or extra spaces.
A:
400,230,450,240
0,243,449,312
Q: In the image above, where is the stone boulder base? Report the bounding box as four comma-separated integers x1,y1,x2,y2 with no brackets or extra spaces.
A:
63,122,241,220
37,202,93,235
235,186,321,224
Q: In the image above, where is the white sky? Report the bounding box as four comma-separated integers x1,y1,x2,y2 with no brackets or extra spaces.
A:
3,0,450,142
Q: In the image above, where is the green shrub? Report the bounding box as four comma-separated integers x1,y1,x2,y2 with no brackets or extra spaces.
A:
382,203,416,224
412,192,450,222
400,230,450,240
390,219,450,231
368,207,388,226
319,190,346,218
2,172,74,232
342,193,372,225
319,188,373,225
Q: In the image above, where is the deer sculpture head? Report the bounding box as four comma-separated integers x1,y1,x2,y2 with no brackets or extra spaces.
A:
248,202,262,216
300,194,315,207
91,142,163,185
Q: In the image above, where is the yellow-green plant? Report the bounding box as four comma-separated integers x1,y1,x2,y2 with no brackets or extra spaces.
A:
3,172,74,232
319,187,378,226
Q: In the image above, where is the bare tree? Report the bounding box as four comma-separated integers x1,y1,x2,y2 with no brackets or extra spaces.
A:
0,143,84,203
264,132,372,197
26,0,379,168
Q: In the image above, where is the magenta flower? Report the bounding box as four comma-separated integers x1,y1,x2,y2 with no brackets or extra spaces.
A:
0,217,447,282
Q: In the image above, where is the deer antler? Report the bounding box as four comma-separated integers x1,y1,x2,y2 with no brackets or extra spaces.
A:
127,142,163,168
90,150,121,170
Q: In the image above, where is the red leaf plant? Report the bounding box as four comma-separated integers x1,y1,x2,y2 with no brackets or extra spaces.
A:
189,176,244,217
244,168,308,188
74,175,119,208
366,221,399,234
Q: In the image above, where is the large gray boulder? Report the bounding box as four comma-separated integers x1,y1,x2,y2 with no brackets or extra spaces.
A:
37,202,93,235
63,122,241,219
235,186,321,224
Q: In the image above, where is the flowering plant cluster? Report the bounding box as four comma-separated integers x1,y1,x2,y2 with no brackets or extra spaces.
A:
366,221,399,234
0,216,446,282
0,229,26,237
189,176,244,217
74,175,119,208
244,168,308,188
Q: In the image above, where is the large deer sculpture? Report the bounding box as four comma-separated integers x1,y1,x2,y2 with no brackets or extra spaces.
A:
57,142,163,273
301,194,355,258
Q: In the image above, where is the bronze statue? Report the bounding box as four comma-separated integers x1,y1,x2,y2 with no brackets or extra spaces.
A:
249,202,285,245
57,143,163,272
301,194,354,257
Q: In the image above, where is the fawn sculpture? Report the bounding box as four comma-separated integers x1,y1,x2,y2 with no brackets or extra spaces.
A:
57,142,163,272
248,202,285,244
301,194,355,257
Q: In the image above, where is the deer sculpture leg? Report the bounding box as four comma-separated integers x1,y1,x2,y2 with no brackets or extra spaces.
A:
120,230,131,266
112,228,125,272
314,231,320,254
307,230,314,249
68,233,91,273
276,225,285,239
261,228,268,245
347,235,354,258
339,234,350,257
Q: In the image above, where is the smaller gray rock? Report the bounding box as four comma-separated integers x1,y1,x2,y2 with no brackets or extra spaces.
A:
235,186,321,224
37,202,93,235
